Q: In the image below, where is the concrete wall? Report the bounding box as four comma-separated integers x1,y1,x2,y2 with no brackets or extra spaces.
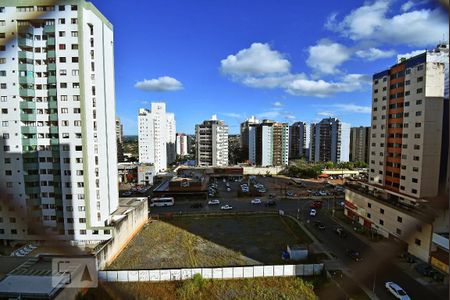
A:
99,264,324,282
243,166,284,175
95,199,149,270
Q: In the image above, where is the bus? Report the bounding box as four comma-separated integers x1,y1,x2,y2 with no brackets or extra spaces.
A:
149,197,175,207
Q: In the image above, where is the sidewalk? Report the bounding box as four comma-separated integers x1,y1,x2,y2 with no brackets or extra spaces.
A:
330,213,449,299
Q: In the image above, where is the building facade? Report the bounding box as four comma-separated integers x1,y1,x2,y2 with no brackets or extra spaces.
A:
115,116,124,162
349,126,370,163
248,120,289,166
289,121,306,159
176,133,188,157
240,116,259,161
195,115,228,167
138,102,176,173
0,0,119,242
309,117,341,163
345,44,449,267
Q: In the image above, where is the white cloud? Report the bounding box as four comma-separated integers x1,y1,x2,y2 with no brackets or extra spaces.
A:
220,43,291,76
306,40,351,74
221,112,242,118
355,47,396,61
332,103,371,114
257,110,281,120
273,101,283,107
397,49,426,62
317,111,335,117
326,0,448,46
135,76,183,92
285,74,370,97
401,1,415,11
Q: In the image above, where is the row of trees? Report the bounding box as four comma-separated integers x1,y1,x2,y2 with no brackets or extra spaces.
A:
280,159,368,179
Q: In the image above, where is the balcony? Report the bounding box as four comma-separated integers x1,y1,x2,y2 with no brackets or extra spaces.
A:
18,51,33,60
43,25,55,34
18,63,33,72
47,50,56,58
47,76,57,84
18,38,33,47
22,138,37,146
47,37,55,46
48,89,57,97
49,114,58,121
19,89,35,97
49,126,59,134
48,101,58,109
20,113,36,121
19,76,34,84
21,126,37,134
19,101,35,109
47,63,56,71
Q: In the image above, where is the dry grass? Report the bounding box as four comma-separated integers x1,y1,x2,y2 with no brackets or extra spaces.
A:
82,277,317,300
107,220,258,269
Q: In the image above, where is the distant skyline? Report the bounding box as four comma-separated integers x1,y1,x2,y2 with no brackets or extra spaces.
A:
92,0,448,135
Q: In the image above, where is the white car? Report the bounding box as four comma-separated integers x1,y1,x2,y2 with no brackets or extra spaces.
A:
385,282,410,300
208,199,220,205
251,199,262,204
221,205,233,210
309,209,317,217
318,191,328,196
226,187,231,192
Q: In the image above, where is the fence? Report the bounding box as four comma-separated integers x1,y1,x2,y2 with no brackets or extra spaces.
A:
99,264,324,282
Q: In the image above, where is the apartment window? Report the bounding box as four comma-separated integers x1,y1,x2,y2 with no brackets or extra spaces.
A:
73,108,81,113
0,71,5,76
71,18,77,24
367,213,371,219
0,83,6,89
59,57,66,63
415,111,422,116
72,57,79,63
79,218,86,223
61,95,67,101
367,203,371,208
411,189,417,194
0,96,6,102
71,5,78,11
60,83,67,88
59,31,65,37
0,20,5,26
413,156,420,161
0,33,5,39
414,133,420,139
414,145,420,150
416,88,423,94
412,178,418,183
72,69,79,76
59,44,66,50
58,18,65,24
405,91,410,96
404,101,409,107
71,44,78,50
379,219,384,225
417,65,423,71
396,228,402,235
405,80,410,85
58,5,65,11
59,69,67,76
397,216,402,223
379,208,384,214
71,31,78,37
415,238,421,246
73,95,80,101
406,68,411,74
72,82,80,88
416,99,422,105
413,167,419,172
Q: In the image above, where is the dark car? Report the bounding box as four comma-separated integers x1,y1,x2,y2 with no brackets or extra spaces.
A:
346,249,362,262
265,200,276,207
415,263,433,276
334,227,348,238
190,203,203,209
314,221,326,230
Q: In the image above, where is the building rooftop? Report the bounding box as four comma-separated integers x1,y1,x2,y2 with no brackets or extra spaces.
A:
0,275,66,298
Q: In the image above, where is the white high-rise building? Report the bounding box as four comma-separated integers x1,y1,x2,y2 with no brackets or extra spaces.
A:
340,122,351,162
176,133,188,156
138,102,176,173
195,115,228,167
0,1,118,242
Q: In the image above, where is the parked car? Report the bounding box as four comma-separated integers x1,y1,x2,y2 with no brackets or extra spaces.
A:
314,221,325,230
414,263,433,276
346,249,362,262
385,282,410,300
286,191,294,197
190,203,203,208
318,191,328,196
251,199,262,204
208,199,220,205
334,227,348,238
226,187,231,192
220,205,233,210
265,200,276,207
122,191,132,196
309,209,317,217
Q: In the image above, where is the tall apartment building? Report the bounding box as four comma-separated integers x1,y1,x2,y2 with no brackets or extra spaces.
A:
344,44,449,265
195,115,228,167
0,1,119,242
138,102,176,173
115,116,124,162
289,121,306,159
349,126,370,163
240,116,259,161
369,44,449,201
248,120,289,166
176,133,188,157
309,117,342,163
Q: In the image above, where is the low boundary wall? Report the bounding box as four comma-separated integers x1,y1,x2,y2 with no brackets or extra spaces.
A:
99,264,324,282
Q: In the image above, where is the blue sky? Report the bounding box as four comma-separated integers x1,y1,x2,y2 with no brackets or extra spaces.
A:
92,0,448,135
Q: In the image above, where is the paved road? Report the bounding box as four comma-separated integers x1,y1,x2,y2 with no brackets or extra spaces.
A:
149,178,443,300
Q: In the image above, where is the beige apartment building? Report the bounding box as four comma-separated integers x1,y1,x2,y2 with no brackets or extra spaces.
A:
345,44,449,271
